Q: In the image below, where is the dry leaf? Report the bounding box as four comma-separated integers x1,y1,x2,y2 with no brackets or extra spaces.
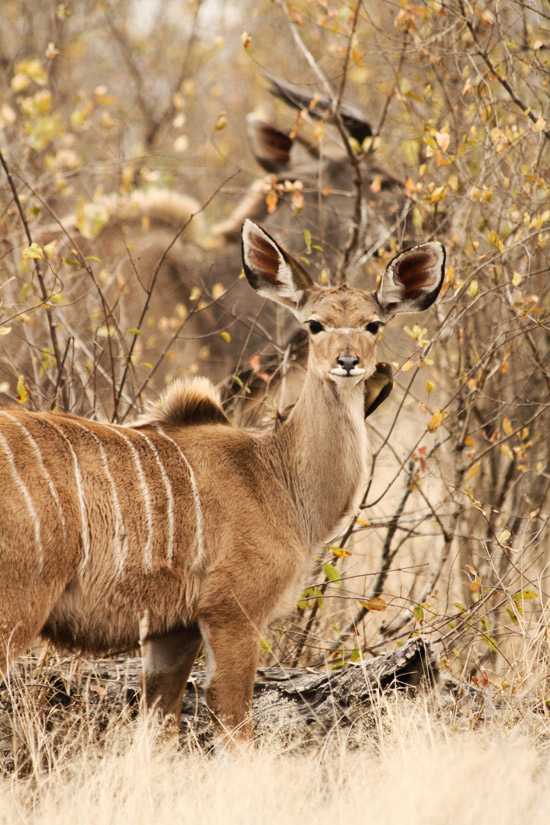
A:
427,410,446,432
359,596,387,612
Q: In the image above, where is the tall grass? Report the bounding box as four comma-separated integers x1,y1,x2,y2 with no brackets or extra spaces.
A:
1,680,549,825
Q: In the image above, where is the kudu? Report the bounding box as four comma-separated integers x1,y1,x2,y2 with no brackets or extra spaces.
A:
0,219,445,739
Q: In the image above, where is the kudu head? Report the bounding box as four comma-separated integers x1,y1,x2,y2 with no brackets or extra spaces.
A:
242,220,445,390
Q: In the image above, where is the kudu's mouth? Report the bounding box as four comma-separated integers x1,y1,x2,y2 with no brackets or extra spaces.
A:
329,366,367,378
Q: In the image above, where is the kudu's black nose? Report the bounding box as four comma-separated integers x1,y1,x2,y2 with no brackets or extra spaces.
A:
337,354,360,373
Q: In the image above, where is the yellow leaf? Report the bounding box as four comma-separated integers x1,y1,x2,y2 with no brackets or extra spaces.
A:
463,435,475,448
502,417,513,436
430,185,446,204
469,579,481,593
0,327,12,337
219,330,232,343
426,379,435,394
465,462,480,480
498,529,511,544
211,282,226,300
16,375,29,405
189,287,201,301
22,242,44,261
214,113,227,131
467,279,479,298
356,517,370,528
487,230,505,253
427,410,446,432
43,240,58,258
11,74,30,93
241,31,252,49
330,546,352,558
265,190,278,214
359,596,387,612
15,58,47,85
511,271,523,287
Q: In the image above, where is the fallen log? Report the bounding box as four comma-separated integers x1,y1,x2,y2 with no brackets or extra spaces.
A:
15,637,438,737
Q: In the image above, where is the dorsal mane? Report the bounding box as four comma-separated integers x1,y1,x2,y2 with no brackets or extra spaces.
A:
132,377,229,428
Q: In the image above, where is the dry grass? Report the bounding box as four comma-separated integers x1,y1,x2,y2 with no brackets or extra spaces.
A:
1,654,550,825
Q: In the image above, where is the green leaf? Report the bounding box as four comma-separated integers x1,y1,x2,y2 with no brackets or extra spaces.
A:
481,634,498,652
303,228,312,254
512,589,538,605
22,242,44,261
413,604,425,623
16,374,29,404
323,562,341,583
297,586,324,610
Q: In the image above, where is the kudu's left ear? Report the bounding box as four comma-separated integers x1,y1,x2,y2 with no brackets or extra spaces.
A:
376,242,446,316
247,116,293,174
241,220,314,310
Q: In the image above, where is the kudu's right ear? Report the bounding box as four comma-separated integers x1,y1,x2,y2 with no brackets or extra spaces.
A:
375,242,446,316
241,220,313,310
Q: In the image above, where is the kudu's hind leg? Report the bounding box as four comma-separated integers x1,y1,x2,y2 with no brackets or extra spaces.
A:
141,625,202,724
199,620,259,742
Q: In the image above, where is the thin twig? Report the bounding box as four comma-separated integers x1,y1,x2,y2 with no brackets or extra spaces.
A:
0,150,69,409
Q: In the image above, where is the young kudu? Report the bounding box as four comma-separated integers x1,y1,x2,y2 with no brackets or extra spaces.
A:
0,220,445,739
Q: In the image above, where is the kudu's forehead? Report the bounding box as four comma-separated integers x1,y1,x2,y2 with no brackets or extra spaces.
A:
301,286,379,326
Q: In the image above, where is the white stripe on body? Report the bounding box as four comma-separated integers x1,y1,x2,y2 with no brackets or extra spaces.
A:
45,420,91,571
135,430,175,566
155,425,205,571
0,411,66,538
0,430,43,569
71,421,128,576
112,430,154,571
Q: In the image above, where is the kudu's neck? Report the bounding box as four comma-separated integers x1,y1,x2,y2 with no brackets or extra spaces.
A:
268,370,370,548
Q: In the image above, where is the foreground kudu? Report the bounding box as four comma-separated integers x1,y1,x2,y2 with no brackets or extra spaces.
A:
0,220,444,739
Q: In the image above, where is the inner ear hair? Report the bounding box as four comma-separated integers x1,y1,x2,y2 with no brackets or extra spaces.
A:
247,116,293,173
394,247,442,294
377,241,445,314
241,220,314,306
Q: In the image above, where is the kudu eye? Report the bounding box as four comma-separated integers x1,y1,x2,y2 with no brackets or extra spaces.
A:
365,321,382,335
307,320,325,335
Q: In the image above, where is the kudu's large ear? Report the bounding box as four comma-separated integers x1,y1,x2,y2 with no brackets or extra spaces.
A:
247,116,293,173
376,242,446,316
247,114,320,174
241,220,314,309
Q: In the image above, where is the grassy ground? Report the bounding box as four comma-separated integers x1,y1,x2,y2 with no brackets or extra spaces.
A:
1,652,549,824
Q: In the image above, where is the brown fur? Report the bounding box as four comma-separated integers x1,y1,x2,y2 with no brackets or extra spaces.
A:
137,377,229,428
